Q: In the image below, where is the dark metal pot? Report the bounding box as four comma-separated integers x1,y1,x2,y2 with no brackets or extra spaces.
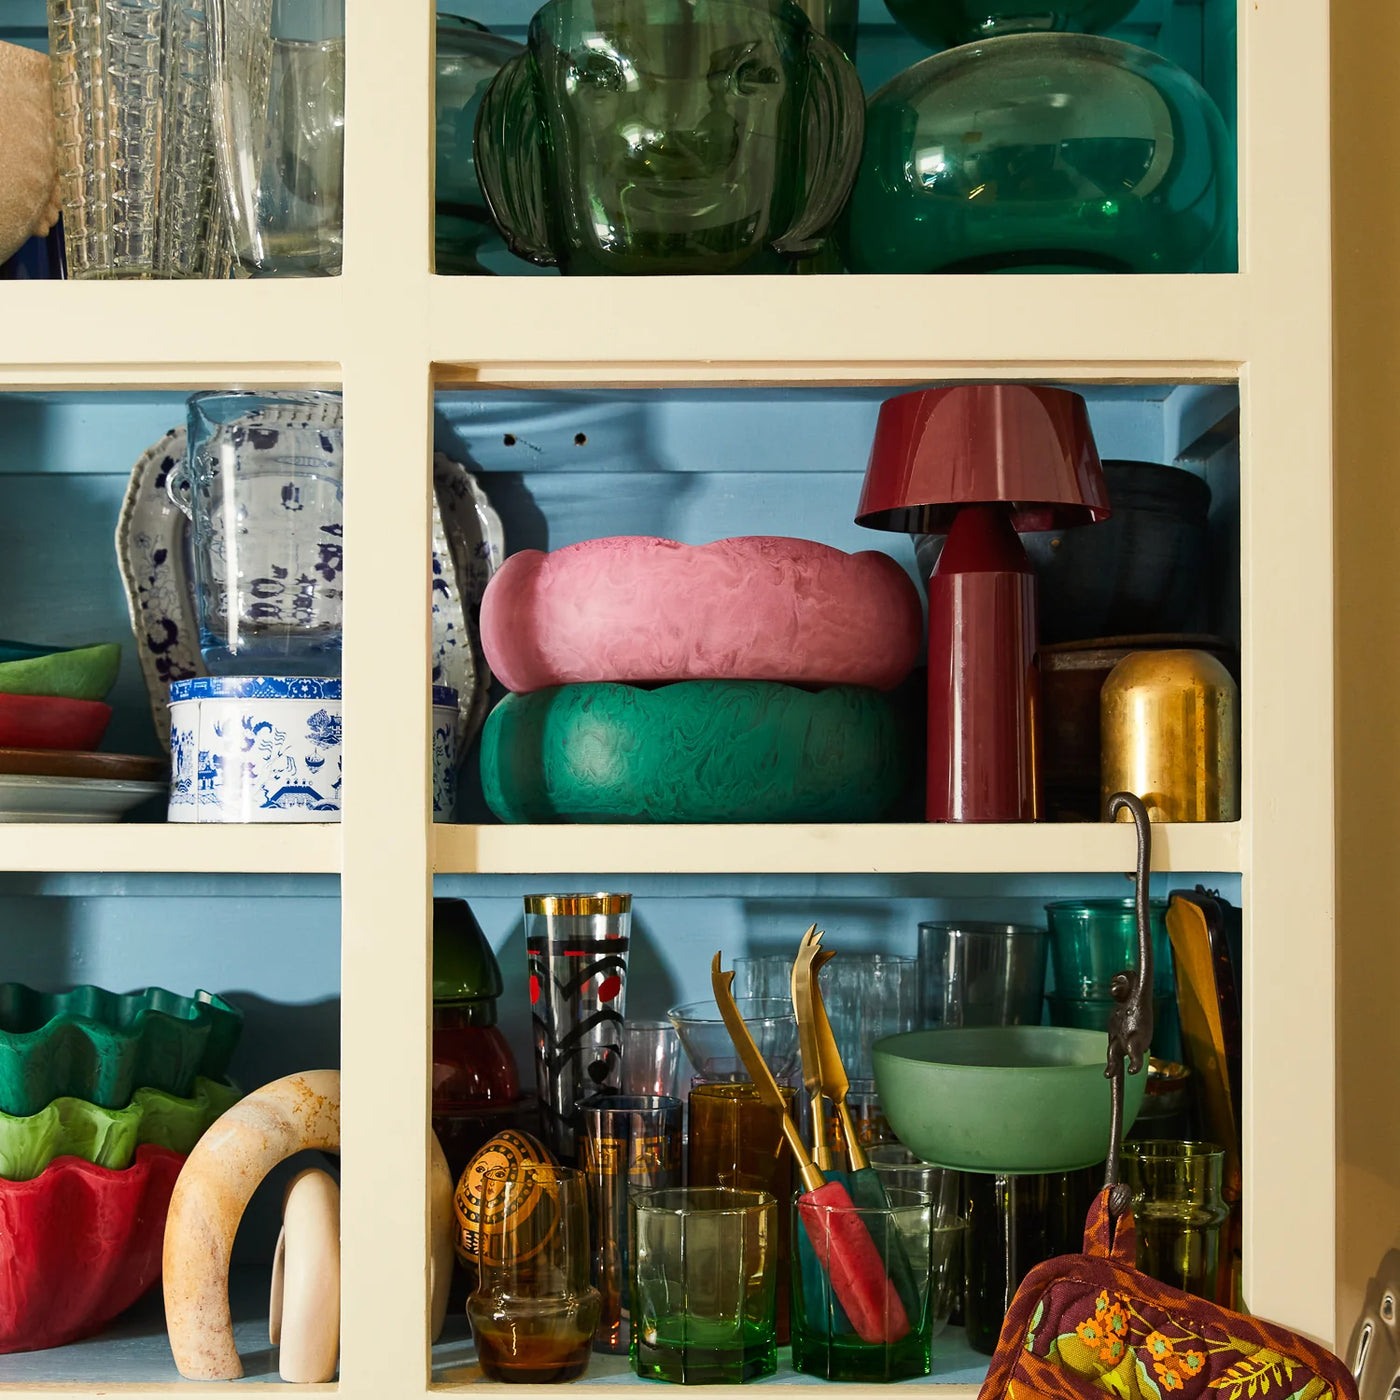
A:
914,461,1212,645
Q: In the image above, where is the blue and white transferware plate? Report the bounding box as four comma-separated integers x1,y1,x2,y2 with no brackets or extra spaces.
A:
117,432,503,750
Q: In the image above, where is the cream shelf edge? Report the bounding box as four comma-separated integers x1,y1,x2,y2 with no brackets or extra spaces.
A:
435,822,1243,877
0,824,341,874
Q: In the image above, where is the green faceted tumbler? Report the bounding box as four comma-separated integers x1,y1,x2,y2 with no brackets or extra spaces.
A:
841,33,1234,275
474,0,864,275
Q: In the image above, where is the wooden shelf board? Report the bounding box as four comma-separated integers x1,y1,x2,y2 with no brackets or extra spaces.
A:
0,823,341,874
435,821,1242,876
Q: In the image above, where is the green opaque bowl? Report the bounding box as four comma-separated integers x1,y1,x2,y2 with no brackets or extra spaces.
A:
0,643,122,701
872,1026,1146,1174
0,1076,241,1182
0,986,243,1117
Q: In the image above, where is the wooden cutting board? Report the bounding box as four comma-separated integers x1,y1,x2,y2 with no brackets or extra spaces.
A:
0,748,168,782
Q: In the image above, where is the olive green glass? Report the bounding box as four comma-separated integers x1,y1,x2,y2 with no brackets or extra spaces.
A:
475,0,864,275
1121,1141,1230,1303
883,0,1137,50
841,34,1234,275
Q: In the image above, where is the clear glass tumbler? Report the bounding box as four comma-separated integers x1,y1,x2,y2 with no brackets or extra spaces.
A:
47,0,232,278
630,1186,778,1384
171,391,343,676
210,0,344,276
467,1163,601,1383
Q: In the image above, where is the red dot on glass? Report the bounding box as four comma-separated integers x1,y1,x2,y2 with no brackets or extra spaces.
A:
529,974,540,1005
597,974,622,1003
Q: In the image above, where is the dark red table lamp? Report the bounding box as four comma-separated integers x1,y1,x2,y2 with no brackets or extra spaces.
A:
856,385,1109,822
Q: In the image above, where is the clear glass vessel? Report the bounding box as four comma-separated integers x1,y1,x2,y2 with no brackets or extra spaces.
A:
435,16,523,275
46,0,232,278
883,0,1137,50
210,0,345,276
474,0,864,275
170,391,344,675
841,34,1234,275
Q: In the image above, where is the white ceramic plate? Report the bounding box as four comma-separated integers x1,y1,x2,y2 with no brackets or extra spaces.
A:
116,432,504,751
0,773,167,822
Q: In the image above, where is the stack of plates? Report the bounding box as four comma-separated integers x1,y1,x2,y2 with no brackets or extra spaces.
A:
0,749,166,823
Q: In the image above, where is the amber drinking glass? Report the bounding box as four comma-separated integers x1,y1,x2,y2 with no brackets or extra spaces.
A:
630,1186,778,1383
467,1164,601,1383
1121,1141,1229,1303
474,0,864,275
687,1082,794,1343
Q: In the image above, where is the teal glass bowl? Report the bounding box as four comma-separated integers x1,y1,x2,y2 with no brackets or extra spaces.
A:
841,34,1234,275
0,1076,240,1182
882,0,1138,50
0,986,243,1117
871,1025,1145,1173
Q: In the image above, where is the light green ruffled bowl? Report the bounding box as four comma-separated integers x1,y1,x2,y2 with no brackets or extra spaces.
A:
0,1076,240,1182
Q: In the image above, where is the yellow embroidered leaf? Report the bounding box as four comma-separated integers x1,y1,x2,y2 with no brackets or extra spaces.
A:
1055,1333,1111,1381
1214,1349,1289,1390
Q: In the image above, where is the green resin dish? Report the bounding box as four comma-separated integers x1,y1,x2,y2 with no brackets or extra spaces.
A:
872,1025,1146,1174
480,680,908,823
0,986,243,1117
0,1076,241,1182
0,643,121,701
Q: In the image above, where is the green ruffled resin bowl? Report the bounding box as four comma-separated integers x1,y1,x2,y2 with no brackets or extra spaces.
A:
0,1076,241,1182
0,986,243,1117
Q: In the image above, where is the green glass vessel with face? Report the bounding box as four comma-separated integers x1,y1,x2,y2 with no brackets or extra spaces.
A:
840,33,1234,275
474,0,864,274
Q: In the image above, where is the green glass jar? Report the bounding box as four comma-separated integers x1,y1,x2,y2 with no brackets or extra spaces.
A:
1121,1141,1230,1303
840,34,1234,275
883,0,1137,50
475,0,864,275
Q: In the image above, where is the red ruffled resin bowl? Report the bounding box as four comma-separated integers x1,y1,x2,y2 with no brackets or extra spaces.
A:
0,1143,184,1353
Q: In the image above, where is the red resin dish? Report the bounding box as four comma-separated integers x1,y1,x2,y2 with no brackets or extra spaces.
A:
0,693,112,751
0,1144,185,1353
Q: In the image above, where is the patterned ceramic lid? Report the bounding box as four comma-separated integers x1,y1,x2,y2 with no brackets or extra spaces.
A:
168,676,343,702
432,685,459,707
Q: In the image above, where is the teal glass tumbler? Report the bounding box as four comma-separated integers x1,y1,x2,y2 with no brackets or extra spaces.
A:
630,1186,778,1384
841,34,1234,275
791,1187,961,1381
1044,897,1172,999
882,0,1137,50
474,0,864,275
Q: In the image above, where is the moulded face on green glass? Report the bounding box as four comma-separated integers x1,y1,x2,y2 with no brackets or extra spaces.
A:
474,0,865,275
435,16,525,274
840,33,1234,275
882,0,1138,50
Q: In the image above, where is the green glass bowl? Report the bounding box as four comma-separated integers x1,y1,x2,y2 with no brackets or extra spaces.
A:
0,1077,241,1182
872,1026,1145,1173
0,986,243,1117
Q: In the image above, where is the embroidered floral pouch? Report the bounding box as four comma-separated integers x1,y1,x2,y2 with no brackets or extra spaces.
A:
979,1189,1358,1400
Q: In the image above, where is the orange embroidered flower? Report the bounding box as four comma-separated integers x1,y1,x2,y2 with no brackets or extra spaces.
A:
1077,1318,1106,1347
1180,1350,1206,1377
1105,1300,1130,1337
1146,1332,1176,1361
1159,1367,1185,1391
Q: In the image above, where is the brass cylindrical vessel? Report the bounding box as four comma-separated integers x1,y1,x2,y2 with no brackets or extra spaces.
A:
1100,649,1240,822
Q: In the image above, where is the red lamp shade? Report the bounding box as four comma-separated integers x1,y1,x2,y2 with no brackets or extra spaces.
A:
856,384,1109,532
855,385,1109,823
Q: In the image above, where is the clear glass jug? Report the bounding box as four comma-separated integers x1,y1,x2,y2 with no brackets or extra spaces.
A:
169,391,343,675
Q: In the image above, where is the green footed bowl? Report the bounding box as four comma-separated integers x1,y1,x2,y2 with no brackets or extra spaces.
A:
0,1077,241,1182
0,986,243,1117
0,643,122,701
872,1026,1146,1174
480,680,909,823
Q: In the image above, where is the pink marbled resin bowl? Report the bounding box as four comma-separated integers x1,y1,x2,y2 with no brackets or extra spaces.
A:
480,536,923,693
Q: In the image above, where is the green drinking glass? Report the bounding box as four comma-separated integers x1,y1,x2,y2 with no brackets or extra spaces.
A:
474,0,864,275
840,33,1234,275
882,0,1138,50
1121,1140,1230,1303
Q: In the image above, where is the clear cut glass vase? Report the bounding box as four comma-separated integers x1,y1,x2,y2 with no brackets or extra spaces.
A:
209,0,345,277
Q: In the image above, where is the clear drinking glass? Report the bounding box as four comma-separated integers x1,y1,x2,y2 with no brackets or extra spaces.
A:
817,954,917,1082
630,1186,778,1384
918,921,1049,1030
170,391,344,676
210,0,345,276
620,1020,683,1099
467,1163,601,1383
47,0,232,278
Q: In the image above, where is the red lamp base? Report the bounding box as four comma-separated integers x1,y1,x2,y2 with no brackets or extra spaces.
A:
925,504,1042,822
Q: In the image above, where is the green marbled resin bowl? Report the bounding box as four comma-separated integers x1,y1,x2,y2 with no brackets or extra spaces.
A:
481,681,909,823
0,986,243,1117
0,1076,241,1181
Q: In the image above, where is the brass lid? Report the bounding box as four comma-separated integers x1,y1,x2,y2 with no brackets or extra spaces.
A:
522,892,631,916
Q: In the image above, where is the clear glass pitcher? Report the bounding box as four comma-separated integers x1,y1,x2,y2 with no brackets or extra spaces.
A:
209,0,345,276
169,391,343,676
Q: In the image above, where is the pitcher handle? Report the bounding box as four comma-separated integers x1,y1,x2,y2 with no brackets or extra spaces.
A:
166,459,196,521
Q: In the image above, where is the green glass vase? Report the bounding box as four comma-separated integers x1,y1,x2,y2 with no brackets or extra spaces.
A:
435,16,524,274
474,0,864,275
840,33,1233,275
882,0,1137,50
